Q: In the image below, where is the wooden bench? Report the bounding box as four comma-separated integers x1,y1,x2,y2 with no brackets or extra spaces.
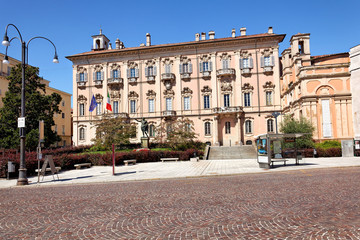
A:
124,159,137,166
161,158,179,162
35,167,61,173
271,159,289,167
74,163,91,169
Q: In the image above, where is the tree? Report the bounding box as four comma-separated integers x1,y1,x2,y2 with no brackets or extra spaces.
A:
0,64,62,150
155,118,198,150
91,114,136,150
279,115,315,148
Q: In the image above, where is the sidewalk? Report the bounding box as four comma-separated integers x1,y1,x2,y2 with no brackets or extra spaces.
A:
1,157,360,188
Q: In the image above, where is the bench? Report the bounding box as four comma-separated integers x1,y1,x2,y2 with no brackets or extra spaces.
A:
161,158,179,162
35,167,61,173
271,159,289,167
74,163,91,169
124,159,137,166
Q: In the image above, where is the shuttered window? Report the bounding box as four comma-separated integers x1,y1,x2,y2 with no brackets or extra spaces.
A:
184,97,190,110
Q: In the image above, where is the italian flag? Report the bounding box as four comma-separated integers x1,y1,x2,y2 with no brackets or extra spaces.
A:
106,91,112,111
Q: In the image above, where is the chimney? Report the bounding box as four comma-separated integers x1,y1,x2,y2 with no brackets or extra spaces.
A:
108,43,112,49
209,31,215,39
115,38,120,49
201,32,206,40
231,29,236,38
240,27,246,36
268,27,273,34
195,33,200,41
146,33,151,46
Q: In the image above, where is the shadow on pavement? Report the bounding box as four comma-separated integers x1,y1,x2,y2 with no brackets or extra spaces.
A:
114,171,136,176
271,163,318,168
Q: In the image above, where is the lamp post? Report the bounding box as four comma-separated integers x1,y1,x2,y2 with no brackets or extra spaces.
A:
2,24,58,185
271,112,281,134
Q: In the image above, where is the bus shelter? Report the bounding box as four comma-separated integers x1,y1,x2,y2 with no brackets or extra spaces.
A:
256,133,307,169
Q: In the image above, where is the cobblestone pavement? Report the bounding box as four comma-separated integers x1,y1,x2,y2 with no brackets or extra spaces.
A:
0,167,360,239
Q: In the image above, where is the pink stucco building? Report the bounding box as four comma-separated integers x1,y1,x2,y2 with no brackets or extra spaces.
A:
66,27,286,146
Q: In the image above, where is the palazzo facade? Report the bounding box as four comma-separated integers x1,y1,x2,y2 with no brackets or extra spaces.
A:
67,27,285,146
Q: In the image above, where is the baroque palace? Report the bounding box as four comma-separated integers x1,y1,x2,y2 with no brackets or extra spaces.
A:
67,27,353,146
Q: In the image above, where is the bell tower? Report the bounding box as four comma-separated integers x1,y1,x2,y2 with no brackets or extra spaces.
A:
92,28,110,51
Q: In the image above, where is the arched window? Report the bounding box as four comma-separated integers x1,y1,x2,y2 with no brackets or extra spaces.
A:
79,128,85,140
267,119,274,132
245,120,252,134
204,122,211,135
246,140,252,145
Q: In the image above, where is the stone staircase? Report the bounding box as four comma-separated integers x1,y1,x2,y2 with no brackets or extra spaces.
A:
207,145,257,160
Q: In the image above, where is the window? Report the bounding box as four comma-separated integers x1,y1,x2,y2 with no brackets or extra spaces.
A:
165,64,171,73
130,68,136,78
180,63,192,74
95,71,102,80
205,122,211,135
130,100,136,113
204,95,210,109
225,121,231,134
79,128,85,140
96,102,102,115
113,101,119,114
54,125,57,133
185,123,191,132
245,120,252,134
113,69,119,78
62,125,65,135
183,63,189,73
243,58,249,68
166,98,172,111
149,124,155,137
244,93,251,107
224,94,230,107
79,103,85,116
222,59,229,69
266,91,272,106
267,119,274,132
63,140,66,147
62,113,65,119
184,97,190,110
264,56,271,66
148,99,154,113
79,73,85,82
62,101,65,107
146,66,155,76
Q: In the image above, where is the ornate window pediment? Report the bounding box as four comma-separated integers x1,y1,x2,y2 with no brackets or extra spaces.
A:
127,61,138,68
77,66,87,73
180,56,191,64
145,59,156,67
221,81,233,94
201,85,212,95
242,83,254,93
162,58,173,65
240,50,252,58
263,81,275,90
200,54,211,62
93,64,103,72
261,48,274,57
77,95,87,103
219,52,231,61
163,89,175,98
110,90,120,99
95,93,103,102
181,87,193,97
128,91,139,100
110,63,120,70
146,90,156,99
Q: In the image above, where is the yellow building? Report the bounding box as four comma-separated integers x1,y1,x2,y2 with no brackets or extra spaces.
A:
0,52,72,146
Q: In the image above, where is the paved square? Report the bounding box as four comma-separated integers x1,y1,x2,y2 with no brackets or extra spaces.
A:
0,167,359,239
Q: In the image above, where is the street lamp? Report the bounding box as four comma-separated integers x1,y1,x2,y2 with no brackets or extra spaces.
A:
271,112,281,134
2,24,59,185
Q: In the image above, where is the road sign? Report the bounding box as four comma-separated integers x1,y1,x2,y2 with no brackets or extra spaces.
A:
18,117,25,128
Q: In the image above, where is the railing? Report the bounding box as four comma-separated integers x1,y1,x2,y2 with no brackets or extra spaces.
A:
162,110,176,116
94,80,103,86
114,112,129,118
161,73,175,81
129,77,137,83
147,75,156,82
180,72,191,80
202,71,211,77
263,66,273,73
242,68,251,74
76,80,87,87
107,77,123,84
216,68,235,77
212,106,243,114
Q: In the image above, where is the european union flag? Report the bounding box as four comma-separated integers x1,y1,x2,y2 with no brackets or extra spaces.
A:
89,94,97,112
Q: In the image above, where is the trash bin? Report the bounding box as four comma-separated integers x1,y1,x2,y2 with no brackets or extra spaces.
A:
7,161,15,180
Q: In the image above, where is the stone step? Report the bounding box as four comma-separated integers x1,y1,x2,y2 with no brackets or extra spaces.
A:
208,146,257,160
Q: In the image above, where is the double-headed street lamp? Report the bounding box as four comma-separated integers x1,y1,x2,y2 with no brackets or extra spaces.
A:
2,24,59,185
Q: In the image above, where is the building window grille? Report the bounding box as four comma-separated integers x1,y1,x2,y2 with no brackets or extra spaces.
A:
266,91,273,106
267,119,274,132
130,100,136,113
149,99,154,113
96,102,102,115
166,98,172,111
184,97,190,110
244,93,251,107
245,120,252,134
79,103,85,116
225,121,231,134
204,95,210,109
224,94,230,107
79,128,85,140
205,122,211,135
113,101,119,114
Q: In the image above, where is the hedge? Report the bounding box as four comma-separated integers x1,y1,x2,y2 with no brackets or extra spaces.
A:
0,148,203,178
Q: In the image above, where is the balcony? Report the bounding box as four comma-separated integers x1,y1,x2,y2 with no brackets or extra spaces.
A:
128,77,138,84
77,80,87,88
241,68,252,76
147,75,156,82
94,80,103,87
202,71,211,78
180,72,191,80
263,66,273,75
114,112,129,119
161,73,175,81
162,110,176,119
107,77,123,85
216,68,235,78
212,106,243,114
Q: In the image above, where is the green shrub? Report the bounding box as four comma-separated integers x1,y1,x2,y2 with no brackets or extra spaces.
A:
315,140,341,149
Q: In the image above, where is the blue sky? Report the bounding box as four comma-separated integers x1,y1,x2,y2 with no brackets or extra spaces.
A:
1,0,359,107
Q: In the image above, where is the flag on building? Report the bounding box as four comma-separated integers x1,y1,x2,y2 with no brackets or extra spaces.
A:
106,91,112,111
89,94,97,112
